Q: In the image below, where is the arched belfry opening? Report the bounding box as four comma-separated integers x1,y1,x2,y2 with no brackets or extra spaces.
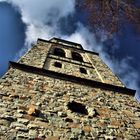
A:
53,48,65,57
71,52,83,62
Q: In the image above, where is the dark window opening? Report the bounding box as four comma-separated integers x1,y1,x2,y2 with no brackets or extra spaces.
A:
54,62,62,68
65,118,73,122
71,52,83,62
80,68,87,74
67,101,88,115
53,48,65,57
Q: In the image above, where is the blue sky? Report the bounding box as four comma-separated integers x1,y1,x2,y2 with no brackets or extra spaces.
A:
0,1,140,101
0,2,25,76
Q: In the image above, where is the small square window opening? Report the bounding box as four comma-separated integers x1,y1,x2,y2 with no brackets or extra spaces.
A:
54,62,62,68
80,67,87,74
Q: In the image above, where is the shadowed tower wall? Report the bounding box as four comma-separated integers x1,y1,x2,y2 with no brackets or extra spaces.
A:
0,38,139,140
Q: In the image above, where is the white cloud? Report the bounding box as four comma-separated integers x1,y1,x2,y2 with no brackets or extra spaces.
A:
62,23,101,51
0,0,76,59
0,0,75,45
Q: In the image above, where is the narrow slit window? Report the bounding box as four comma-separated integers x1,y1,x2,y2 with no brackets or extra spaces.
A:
71,52,83,62
53,48,65,57
80,67,87,74
54,62,62,68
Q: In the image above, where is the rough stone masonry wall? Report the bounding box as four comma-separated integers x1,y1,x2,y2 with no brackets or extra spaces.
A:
19,41,51,68
18,40,123,87
45,57,101,82
18,41,101,82
0,68,140,140
50,39,82,49
88,53,124,87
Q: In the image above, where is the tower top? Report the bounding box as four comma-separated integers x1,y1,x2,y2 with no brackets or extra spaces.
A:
18,37,135,96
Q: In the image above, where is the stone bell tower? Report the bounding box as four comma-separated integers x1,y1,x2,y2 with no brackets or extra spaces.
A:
0,38,140,140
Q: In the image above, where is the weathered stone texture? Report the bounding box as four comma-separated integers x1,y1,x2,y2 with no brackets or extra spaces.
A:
0,68,140,139
0,38,139,139
88,53,124,87
50,38,82,49
18,40,123,85
45,57,101,82
18,41,51,68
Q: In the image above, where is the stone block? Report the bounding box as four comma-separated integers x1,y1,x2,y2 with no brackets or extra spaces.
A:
83,125,92,133
123,110,135,117
0,39,139,139
0,119,10,126
29,129,38,138
17,118,29,125
134,121,140,129
68,123,80,129
45,136,60,140
27,123,39,129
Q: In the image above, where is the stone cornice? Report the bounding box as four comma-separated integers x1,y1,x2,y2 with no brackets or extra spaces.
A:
9,61,136,96
37,38,99,56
